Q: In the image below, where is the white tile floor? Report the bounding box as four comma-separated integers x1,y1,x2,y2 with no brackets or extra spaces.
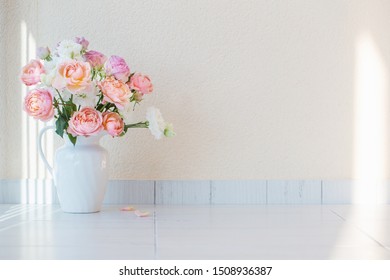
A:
0,204,390,259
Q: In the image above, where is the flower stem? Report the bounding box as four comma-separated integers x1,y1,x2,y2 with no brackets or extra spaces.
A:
53,102,73,106
124,121,149,129
55,89,68,119
96,94,103,107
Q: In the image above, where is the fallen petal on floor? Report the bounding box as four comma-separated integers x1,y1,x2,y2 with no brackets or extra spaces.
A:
120,206,136,211
134,210,150,217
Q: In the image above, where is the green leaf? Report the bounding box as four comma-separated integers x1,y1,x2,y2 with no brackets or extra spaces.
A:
55,116,67,138
96,104,104,111
64,101,74,117
67,133,77,146
127,72,135,83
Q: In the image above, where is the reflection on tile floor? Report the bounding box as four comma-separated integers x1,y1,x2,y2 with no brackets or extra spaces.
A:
0,204,390,259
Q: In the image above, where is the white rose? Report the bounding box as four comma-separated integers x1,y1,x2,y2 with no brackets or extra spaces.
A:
40,57,66,87
40,72,55,87
146,107,172,140
56,40,83,60
72,85,99,107
60,89,72,102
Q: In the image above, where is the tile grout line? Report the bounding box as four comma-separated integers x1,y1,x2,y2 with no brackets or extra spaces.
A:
329,209,347,222
0,180,3,204
329,209,390,252
153,181,156,205
153,209,158,259
209,180,212,205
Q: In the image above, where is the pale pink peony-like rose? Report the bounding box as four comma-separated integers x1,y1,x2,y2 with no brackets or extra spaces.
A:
20,59,45,86
105,55,130,82
67,107,103,137
98,76,131,109
102,112,124,137
53,60,92,93
128,73,153,95
84,50,107,68
23,88,54,121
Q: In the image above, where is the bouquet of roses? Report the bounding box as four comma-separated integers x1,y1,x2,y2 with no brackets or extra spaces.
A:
20,37,174,145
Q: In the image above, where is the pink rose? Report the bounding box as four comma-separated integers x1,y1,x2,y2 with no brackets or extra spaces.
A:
23,88,54,121
67,107,103,137
53,60,92,93
20,59,45,86
105,55,130,82
128,73,153,95
98,76,131,109
102,112,124,137
84,50,107,68
75,36,89,50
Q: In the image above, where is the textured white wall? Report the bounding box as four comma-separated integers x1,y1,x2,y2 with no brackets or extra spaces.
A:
1,0,390,180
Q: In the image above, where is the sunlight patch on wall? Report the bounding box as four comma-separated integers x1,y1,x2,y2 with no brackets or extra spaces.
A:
331,31,390,259
20,21,54,204
353,32,389,204
20,20,27,203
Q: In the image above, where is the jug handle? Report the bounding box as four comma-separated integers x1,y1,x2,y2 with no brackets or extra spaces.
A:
38,125,55,176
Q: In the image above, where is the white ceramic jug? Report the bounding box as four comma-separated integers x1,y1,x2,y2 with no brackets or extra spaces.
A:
39,126,109,213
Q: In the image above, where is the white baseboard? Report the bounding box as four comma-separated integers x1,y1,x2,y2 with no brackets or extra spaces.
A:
0,179,389,204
